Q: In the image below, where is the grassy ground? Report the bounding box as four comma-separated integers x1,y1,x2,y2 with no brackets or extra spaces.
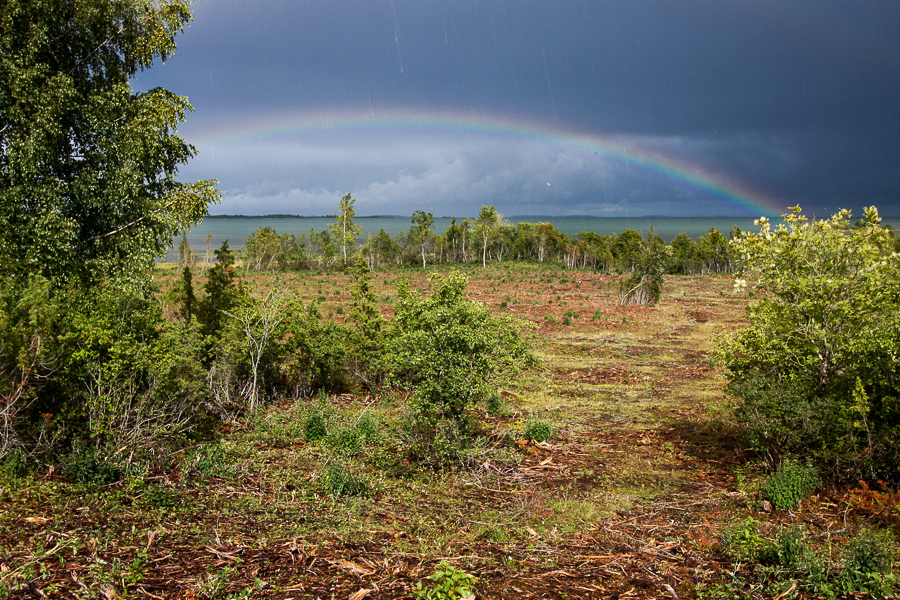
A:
1,263,897,598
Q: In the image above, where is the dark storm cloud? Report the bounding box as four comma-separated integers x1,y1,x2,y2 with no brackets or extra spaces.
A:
138,0,900,216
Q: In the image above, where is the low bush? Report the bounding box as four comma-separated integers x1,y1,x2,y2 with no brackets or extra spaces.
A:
325,423,362,456
841,529,897,596
525,418,553,443
304,408,328,442
321,460,370,497
415,561,477,600
762,458,820,510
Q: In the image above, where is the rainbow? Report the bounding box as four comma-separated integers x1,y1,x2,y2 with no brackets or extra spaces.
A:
186,107,786,218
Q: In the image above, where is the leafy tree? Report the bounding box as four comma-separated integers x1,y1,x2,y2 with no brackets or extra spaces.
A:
224,290,285,409
616,230,667,306
669,233,698,274
408,210,435,268
534,222,561,263
329,193,362,267
612,229,644,272
442,218,474,263
172,266,196,324
716,206,900,483
0,0,219,288
474,205,502,268
697,227,732,274
197,242,244,339
176,230,198,271
347,255,387,388
577,232,613,271
242,226,282,272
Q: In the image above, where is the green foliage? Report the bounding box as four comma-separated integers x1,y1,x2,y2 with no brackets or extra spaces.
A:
0,447,28,480
321,460,370,497
0,0,219,288
409,210,436,267
474,205,502,268
325,423,362,456
485,393,503,415
242,226,302,272
182,442,235,482
717,206,900,483
842,529,897,596
414,561,477,600
197,242,245,339
347,255,387,389
616,230,667,307
273,298,348,396
329,194,363,267
172,266,197,324
357,411,379,442
524,418,554,442
721,517,769,563
60,441,125,485
389,271,534,426
304,407,328,442
762,458,820,510
401,413,470,466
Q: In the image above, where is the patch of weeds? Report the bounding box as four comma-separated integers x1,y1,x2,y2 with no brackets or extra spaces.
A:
325,423,362,455
321,460,370,497
357,411,379,442
762,457,820,510
304,407,328,442
544,314,556,324
196,562,240,598
60,442,126,485
721,517,769,562
591,308,604,320
841,528,897,596
524,418,553,442
1,447,28,481
499,300,508,309
250,408,303,448
183,442,236,482
486,393,503,415
138,483,182,510
415,561,477,600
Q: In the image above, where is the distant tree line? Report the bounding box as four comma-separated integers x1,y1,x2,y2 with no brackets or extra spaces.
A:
232,198,743,276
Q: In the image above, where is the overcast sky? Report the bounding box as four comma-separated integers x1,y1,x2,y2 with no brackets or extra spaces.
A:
135,0,900,218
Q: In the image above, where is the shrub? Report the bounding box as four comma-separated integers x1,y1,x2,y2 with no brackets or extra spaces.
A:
61,442,126,485
274,299,349,396
415,561,477,600
717,206,900,484
485,393,503,415
321,460,370,497
357,411,379,442
389,272,534,427
525,418,554,443
304,408,328,442
762,458,820,510
841,529,897,596
325,423,362,455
